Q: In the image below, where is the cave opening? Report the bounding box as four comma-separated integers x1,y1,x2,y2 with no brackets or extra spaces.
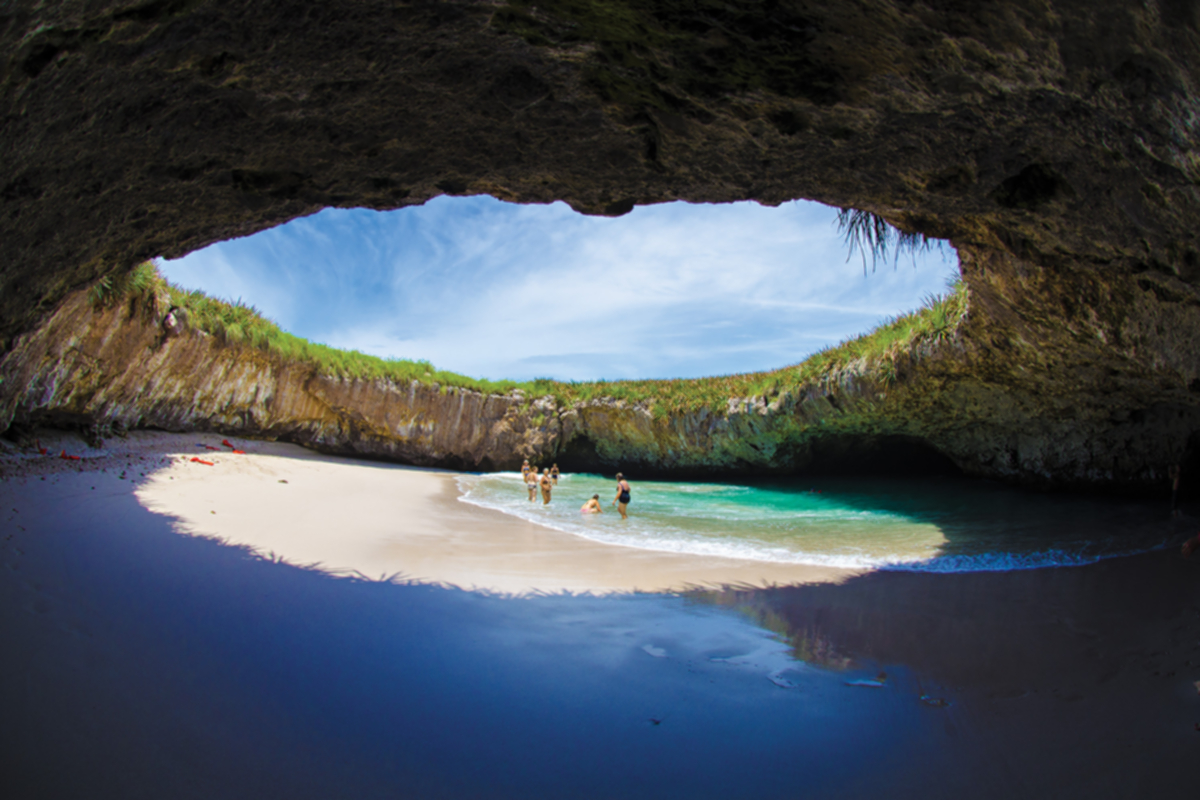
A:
554,434,604,474
158,195,957,385
791,434,964,478
553,433,962,480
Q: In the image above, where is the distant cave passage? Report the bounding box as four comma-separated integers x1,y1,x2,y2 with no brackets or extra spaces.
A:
791,434,964,477
553,434,963,479
554,434,607,475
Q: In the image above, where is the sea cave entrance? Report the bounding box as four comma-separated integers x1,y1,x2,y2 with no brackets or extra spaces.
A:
159,196,958,386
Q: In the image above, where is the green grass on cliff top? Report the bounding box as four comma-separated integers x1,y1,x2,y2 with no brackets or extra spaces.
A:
92,261,965,415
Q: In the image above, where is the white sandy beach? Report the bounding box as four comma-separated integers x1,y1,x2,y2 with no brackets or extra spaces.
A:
4,430,855,594
139,442,858,594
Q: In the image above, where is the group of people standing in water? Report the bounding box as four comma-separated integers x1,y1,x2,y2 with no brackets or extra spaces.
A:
521,461,559,505
520,460,632,520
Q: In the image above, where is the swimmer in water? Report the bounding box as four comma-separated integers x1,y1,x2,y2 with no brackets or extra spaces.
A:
612,472,631,520
540,468,554,505
581,494,603,514
550,463,560,485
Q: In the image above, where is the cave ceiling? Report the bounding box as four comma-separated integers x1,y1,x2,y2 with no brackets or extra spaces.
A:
2,0,1200,350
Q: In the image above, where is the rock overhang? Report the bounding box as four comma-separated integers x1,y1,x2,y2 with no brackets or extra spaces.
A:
3,1,1199,334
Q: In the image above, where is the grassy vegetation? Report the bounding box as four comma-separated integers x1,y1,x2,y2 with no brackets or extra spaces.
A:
550,275,967,416
91,260,966,416
89,262,531,394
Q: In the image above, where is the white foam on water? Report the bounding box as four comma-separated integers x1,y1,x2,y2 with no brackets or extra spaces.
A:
456,473,941,569
456,472,1176,573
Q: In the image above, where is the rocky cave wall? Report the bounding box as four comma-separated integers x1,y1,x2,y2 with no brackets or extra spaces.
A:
4,0,1200,490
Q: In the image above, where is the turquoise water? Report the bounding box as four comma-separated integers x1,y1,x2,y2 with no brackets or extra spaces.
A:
457,472,1183,572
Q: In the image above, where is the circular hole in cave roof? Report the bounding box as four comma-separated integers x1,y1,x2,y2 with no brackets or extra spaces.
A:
159,197,957,383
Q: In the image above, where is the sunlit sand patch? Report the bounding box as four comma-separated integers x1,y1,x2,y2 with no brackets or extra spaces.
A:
132,440,859,595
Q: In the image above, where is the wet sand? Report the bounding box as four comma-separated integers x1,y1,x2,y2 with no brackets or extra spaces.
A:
2,430,1199,798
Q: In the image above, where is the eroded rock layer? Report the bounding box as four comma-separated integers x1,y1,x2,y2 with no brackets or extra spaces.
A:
4,1,1200,488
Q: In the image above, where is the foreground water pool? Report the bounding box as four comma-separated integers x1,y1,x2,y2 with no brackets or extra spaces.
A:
458,473,1180,572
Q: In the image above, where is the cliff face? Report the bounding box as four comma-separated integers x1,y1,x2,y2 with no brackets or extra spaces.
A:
4,1,1200,490
0,289,559,469
554,242,1200,491
7,241,1200,494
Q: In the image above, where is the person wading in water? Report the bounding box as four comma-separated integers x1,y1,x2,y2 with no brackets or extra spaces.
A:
526,467,539,502
540,468,554,505
612,473,631,520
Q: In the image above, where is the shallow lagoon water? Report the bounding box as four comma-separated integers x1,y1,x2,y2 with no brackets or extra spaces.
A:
458,473,1179,572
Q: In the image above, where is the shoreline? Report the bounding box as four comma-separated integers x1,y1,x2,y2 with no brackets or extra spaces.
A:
0,428,1184,589
2,429,860,594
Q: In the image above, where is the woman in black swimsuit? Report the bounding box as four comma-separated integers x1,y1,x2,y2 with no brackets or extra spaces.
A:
612,472,631,520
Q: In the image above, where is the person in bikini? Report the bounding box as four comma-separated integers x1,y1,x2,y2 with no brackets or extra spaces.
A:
581,494,603,514
539,468,554,505
526,467,539,502
612,472,631,520
550,463,560,485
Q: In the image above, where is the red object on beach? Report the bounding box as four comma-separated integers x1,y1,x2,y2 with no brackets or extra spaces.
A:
190,457,214,466
204,445,220,451
59,450,80,461
232,449,245,454
36,439,47,455
222,439,234,448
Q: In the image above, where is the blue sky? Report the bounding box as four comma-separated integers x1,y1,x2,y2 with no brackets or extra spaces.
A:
161,197,957,381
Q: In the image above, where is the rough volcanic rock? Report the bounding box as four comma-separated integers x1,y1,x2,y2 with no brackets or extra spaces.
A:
3,1,1200,336
4,1,1200,488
